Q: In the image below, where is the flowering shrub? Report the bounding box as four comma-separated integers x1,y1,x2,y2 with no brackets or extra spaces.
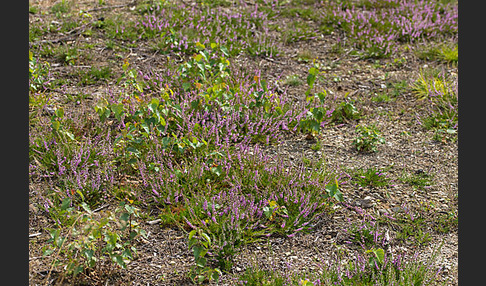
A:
322,0,458,58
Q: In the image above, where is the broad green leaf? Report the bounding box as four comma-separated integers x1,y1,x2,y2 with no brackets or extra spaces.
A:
140,121,150,134
196,256,207,268
111,103,125,121
446,129,456,134
83,249,95,262
51,120,61,131
159,116,166,127
43,248,54,256
373,248,385,264
63,130,75,141
119,212,130,223
260,79,268,92
198,275,206,283
122,248,133,260
317,91,327,103
312,107,324,122
61,198,71,211
73,265,84,276
193,245,208,260
196,42,206,50
80,202,91,213
263,206,271,219
210,165,223,176
54,107,64,118
307,73,316,87
194,54,203,62
308,67,319,76
200,232,211,245
220,45,229,57
188,230,197,241
126,147,140,155
112,254,127,268
149,98,159,112
211,269,221,281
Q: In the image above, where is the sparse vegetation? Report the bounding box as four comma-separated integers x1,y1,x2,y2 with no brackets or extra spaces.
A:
29,0,457,285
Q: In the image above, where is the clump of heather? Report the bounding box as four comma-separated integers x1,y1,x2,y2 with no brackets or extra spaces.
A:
313,245,443,286
321,0,458,57
137,2,278,57
117,44,302,155
137,139,342,271
30,131,116,208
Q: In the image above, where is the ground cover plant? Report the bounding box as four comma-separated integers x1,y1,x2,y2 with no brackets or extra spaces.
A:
29,0,457,285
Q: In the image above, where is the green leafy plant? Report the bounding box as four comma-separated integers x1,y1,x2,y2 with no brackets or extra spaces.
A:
187,228,222,284
42,200,146,280
297,62,331,135
29,50,51,92
323,179,344,203
353,124,385,152
329,97,361,123
50,107,76,142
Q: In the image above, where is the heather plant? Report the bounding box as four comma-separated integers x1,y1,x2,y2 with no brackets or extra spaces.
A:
140,141,344,274
28,1,458,284
320,0,458,58
236,242,443,286
314,246,443,285
280,6,317,20
137,2,277,57
30,134,63,179
380,206,432,246
30,130,116,209
344,217,389,250
238,266,289,286
111,44,299,153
